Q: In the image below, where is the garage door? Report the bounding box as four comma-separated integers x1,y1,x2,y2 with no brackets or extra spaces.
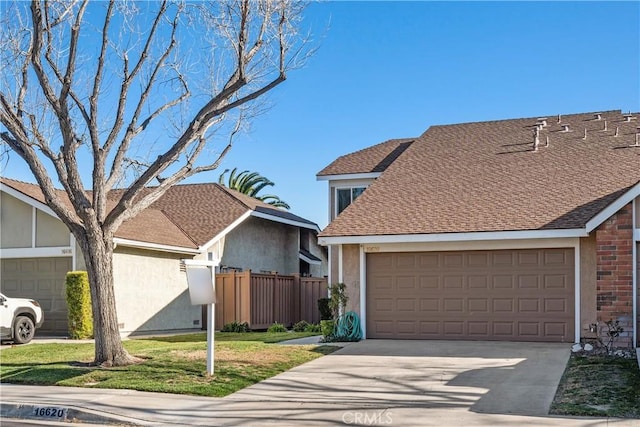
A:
1,257,72,335
367,249,574,342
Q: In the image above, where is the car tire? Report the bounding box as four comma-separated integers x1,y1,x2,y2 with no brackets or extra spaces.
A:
13,315,35,344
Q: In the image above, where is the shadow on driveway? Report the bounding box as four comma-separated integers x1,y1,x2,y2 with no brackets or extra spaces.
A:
226,339,571,417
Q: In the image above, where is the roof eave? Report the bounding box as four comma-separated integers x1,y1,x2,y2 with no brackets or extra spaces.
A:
113,238,200,255
316,172,382,181
299,252,322,265
585,181,640,233
251,210,320,232
318,228,588,246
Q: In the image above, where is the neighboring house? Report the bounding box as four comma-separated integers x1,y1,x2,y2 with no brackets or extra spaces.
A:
317,110,640,346
0,180,326,336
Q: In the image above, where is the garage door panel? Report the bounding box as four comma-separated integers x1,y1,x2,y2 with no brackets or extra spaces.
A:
468,276,488,289
420,298,440,311
367,249,574,342
468,321,489,336
544,274,568,289
397,276,417,290
420,276,440,289
493,275,514,289
1,257,72,336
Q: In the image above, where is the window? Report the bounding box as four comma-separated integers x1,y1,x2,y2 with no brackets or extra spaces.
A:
336,187,366,215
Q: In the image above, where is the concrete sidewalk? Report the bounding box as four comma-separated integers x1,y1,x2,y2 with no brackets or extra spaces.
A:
3,383,638,427
2,340,639,426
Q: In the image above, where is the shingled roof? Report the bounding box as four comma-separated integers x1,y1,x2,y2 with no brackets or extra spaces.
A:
320,110,640,237
1,179,317,250
317,138,414,177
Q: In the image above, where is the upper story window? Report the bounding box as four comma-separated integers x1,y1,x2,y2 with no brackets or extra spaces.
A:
336,187,365,215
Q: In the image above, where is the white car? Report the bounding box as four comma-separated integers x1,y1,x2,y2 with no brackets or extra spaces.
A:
0,293,44,344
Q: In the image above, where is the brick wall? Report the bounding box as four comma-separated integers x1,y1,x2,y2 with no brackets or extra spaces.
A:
595,203,633,347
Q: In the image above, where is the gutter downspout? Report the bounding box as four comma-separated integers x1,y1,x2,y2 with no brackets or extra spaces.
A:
633,198,637,348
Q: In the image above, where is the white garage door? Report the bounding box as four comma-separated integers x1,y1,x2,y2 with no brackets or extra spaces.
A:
1,257,72,335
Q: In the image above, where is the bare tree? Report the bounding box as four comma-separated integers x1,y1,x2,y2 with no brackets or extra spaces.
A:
0,0,311,366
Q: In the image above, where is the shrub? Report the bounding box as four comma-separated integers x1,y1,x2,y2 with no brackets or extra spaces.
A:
328,282,348,319
220,321,251,333
304,323,322,333
293,320,310,332
320,319,335,339
267,322,288,333
318,297,332,320
65,271,93,340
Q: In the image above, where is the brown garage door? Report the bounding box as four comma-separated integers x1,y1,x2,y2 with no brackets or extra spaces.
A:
1,257,72,335
367,249,574,342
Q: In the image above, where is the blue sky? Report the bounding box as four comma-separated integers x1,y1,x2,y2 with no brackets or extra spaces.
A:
4,1,639,229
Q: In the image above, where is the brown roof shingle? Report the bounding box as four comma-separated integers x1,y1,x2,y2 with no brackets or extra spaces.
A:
317,138,414,177
320,110,640,237
1,179,316,249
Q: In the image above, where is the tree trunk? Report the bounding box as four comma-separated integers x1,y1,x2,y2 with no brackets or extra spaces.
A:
77,228,136,367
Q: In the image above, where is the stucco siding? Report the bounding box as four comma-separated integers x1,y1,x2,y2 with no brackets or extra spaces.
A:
580,235,597,338
342,244,361,314
219,216,299,274
36,209,69,247
113,247,200,335
1,193,32,248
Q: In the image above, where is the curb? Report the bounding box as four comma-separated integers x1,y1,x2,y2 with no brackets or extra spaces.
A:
1,402,151,426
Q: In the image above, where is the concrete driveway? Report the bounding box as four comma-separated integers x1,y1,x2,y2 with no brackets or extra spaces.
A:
8,339,613,427
226,339,572,421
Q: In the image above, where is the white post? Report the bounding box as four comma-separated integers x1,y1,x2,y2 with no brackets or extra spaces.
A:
207,302,215,375
183,259,218,376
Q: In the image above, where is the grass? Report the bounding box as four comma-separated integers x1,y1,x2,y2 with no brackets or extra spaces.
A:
0,332,337,397
550,354,640,418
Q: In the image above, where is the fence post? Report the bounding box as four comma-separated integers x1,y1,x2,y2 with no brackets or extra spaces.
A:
292,273,301,325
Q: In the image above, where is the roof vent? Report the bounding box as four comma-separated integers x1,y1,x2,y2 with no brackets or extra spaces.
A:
614,126,619,137
623,113,634,122
536,118,548,127
632,130,640,147
602,120,608,131
545,136,550,147
583,128,587,140
557,114,562,123
594,113,602,120
532,127,540,151
561,124,570,132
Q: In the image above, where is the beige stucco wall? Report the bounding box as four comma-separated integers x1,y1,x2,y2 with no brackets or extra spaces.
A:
1,192,71,249
1,193,32,248
341,244,361,315
580,235,597,338
113,246,200,335
216,216,299,274
36,209,69,247
329,245,339,284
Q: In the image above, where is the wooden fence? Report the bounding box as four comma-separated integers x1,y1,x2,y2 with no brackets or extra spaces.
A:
208,271,328,330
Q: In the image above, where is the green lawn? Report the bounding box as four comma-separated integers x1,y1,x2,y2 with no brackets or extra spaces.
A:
550,354,640,418
0,332,336,397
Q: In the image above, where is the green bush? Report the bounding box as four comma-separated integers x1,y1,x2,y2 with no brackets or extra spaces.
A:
220,321,251,333
65,271,93,340
320,319,335,339
328,282,348,319
318,298,332,320
304,323,322,333
293,320,310,332
267,322,288,333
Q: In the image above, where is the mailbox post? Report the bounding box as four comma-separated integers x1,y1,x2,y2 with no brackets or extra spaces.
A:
183,259,218,375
